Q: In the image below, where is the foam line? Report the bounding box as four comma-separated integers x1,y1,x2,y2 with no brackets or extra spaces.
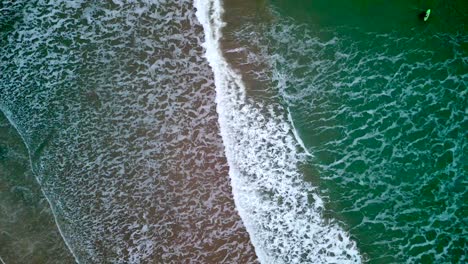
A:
0,108,80,264
194,0,361,262
287,107,313,157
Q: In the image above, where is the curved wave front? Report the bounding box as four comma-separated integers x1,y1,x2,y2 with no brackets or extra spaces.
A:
194,0,362,263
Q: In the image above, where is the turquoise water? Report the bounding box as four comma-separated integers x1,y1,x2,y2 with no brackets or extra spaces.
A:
227,0,467,262
1,0,466,262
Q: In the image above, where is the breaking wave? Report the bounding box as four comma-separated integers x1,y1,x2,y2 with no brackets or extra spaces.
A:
194,0,362,262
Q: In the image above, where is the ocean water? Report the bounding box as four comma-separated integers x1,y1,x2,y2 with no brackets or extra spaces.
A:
1,0,256,262
219,0,467,263
197,0,362,262
0,112,74,263
1,0,466,263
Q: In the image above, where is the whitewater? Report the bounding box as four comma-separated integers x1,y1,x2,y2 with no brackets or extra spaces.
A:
1,0,256,262
0,0,365,262
195,0,361,262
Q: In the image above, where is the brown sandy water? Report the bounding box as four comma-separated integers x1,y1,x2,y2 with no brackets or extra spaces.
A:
220,0,275,99
0,0,257,262
195,0,362,262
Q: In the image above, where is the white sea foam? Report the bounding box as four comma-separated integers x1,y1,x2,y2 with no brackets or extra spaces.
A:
1,0,256,262
247,9,468,262
287,108,313,157
194,0,361,263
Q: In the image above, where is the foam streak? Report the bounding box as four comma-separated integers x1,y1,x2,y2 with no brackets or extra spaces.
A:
194,0,362,263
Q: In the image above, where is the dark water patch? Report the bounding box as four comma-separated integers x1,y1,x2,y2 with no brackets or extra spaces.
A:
0,112,74,264
270,0,468,35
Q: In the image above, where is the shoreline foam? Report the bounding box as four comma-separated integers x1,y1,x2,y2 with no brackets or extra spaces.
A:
194,0,362,262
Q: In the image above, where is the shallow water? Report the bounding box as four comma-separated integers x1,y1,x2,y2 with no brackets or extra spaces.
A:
1,0,466,263
1,0,255,262
0,112,74,263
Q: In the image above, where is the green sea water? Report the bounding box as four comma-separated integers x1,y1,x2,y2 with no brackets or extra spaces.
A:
269,0,467,262
1,0,466,262
225,0,467,262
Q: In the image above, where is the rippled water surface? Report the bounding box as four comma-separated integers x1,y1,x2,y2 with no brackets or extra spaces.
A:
1,0,256,262
1,0,466,263
227,0,467,262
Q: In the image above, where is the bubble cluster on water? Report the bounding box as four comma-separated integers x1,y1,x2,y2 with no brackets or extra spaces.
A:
1,0,256,262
